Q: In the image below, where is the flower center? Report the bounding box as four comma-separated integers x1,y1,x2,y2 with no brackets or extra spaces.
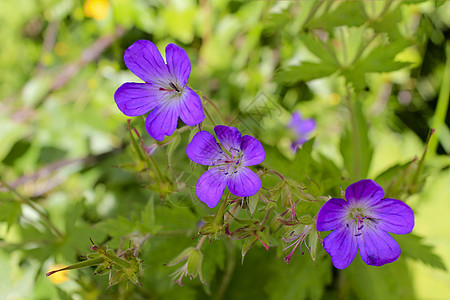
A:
346,207,378,237
159,82,182,94
213,147,242,176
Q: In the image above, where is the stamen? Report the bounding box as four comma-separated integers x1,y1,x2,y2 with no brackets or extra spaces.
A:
355,233,362,237
169,82,180,92
358,224,364,230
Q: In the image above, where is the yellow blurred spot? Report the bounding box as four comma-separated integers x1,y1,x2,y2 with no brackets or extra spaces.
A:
48,264,69,284
88,78,98,90
83,0,109,21
54,42,68,56
328,93,341,105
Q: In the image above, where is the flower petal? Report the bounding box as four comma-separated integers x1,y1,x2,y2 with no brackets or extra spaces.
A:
186,131,225,166
370,198,414,234
240,135,265,166
214,125,241,152
228,167,261,197
124,40,170,85
178,87,205,126
165,43,191,86
322,226,358,269
114,83,162,116
316,198,348,231
145,103,179,141
345,179,384,206
357,226,401,266
195,167,228,208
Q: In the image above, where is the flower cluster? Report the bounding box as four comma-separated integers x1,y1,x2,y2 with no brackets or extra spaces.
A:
114,40,415,274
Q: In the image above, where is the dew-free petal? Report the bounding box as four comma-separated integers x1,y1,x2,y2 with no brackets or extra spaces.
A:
195,167,229,208
178,87,205,126
214,125,242,152
124,40,170,85
228,167,261,197
316,198,348,231
165,43,191,87
240,135,265,166
371,198,415,234
345,179,384,206
186,131,224,166
145,103,179,141
357,226,401,266
322,226,358,269
114,83,162,116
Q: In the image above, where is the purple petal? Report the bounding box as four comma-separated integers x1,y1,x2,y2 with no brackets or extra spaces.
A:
124,40,170,85
228,167,261,197
371,198,414,234
114,83,162,116
195,167,228,208
316,198,348,231
240,135,265,166
145,103,179,141
345,179,384,206
214,126,242,152
186,131,225,166
178,87,205,126
165,43,191,86
357,226,401,266
322,226,358,269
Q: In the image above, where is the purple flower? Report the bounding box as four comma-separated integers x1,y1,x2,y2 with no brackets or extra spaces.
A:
288,112,316,149
114,40,205,141
186,125,265,208
316,179,414,269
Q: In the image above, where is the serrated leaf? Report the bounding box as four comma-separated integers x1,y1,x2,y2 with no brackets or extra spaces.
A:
395,234,447,271
355,40,412,73
298,34,338,66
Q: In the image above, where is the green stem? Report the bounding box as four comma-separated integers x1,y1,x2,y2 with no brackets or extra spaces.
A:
429,41,450,156
1,181,63,238
215,192,230,226
204,105,217,126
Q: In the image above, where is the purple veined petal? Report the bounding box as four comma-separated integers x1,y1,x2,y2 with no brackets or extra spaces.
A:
124,40,170,85
214,125,242,152
178,87,205,126
370,198,415,234
145,102,179,141
357,226,401,266
165,43,191,87
322,226,358,269
316,198,349,231
345,179,384,206
195,167,229,208
228,166,261,197
114,83,163,116
186,131,225,166
240,135,265,166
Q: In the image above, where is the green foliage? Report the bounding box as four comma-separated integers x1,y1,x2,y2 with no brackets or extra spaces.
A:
0,0,448,298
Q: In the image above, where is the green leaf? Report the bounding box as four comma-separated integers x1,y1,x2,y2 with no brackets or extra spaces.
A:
308,1,365,30
395,234,447,271
355,40,412,73
298,34,338,66
275,63,338,83
0,198,21,227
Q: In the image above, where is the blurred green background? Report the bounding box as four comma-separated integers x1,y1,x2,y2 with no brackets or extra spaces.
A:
0,0,449,299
